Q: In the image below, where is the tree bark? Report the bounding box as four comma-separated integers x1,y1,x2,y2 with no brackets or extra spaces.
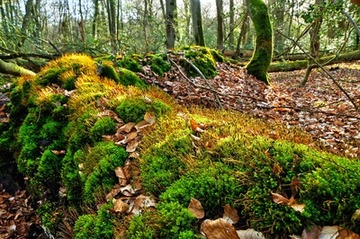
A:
0,59,36,76
245,0,273,85
165,0,177,49
216,0,224,50
190,0,205,46
229,0,235,48
301,0,323,86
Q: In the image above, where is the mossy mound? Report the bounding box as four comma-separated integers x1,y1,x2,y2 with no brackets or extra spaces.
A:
180,46,221,79
1,52,359,238
0,53,174,236
136,107,360,237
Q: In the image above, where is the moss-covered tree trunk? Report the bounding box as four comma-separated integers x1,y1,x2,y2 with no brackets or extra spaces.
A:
245,0,273,85
0,59,36,76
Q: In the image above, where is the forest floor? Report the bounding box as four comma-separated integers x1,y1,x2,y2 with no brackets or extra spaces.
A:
0,59,360,238
141,60,360,159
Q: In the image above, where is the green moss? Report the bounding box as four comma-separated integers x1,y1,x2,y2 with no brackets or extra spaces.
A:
61,150,83,203
160,164,242,217
116,56,142,72
118,68,147,88
82,142,128,203
182,46,218,79
98,62,120,82
89,116,117,142
35,67,66,86
158,201,197,238
115,97,171,124
74,203,114,239
126,214,156,239
141,133,193,196
148,53,171,76
246,0,273,84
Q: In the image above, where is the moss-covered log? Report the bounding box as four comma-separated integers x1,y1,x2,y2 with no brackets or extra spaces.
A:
269,50,360,72
245,0,273,85
0,59,36,76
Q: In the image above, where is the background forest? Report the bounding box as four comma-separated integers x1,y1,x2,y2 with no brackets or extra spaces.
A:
1,0,360,60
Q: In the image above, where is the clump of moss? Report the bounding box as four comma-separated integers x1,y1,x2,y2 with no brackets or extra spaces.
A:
141,133,193,196
118,68,147,88
160,164,243,217
73,203,114,239
147,53,171,76
181,46,218,79
82,141,128,203
89,116,117,142
116,55,143,72
126,202,198,239
115,97,171,123
97,61,120,82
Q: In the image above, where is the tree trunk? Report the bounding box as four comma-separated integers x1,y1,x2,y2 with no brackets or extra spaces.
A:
0,59,36,76
190,0,205,46
18,0,34,48
165,0,177,49
216,0,224,50
229,0,235,48
301,0,323,86
245,0,273,85
106,0,117,53
92,0,99,38
236,7,249,56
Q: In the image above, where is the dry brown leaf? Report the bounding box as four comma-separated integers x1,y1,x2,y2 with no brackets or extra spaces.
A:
188,198,205,219
51,150,66,155
190,119,205,133
288,196,305,213
271,192,289,205
120,185,135,196
126,138,140,152
236,229,266,239
125,131,138,143
301,225,322,239
130,195,156,215
115,167,127,186
223,204,239,224
200,218,240,239
106,184,122,201
112,198,129,213
144,112,155,125
119,122,136,133
135,120,151,131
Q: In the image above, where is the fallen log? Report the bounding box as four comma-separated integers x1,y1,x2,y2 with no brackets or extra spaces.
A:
269,50,360,72
0,59,36,76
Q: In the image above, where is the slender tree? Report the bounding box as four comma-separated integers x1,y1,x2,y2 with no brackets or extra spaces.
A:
190,0,204,46
165,0,177,49
216,0,224,50
229,0,235,48
245,0,273,85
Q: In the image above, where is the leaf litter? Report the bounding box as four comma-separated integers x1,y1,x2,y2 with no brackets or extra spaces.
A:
142,59,360,158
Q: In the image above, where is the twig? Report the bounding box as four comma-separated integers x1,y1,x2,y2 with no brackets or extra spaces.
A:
172,55,223,109
277,30,359,111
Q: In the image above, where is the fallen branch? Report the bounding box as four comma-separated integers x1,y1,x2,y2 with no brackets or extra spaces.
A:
0,59,36,76
277,30,359,111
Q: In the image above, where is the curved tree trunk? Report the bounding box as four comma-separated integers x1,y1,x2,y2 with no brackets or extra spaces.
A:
0,59,36,76
245,0,273,85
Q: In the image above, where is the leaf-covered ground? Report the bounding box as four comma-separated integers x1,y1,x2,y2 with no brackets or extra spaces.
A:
141,59,360,158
